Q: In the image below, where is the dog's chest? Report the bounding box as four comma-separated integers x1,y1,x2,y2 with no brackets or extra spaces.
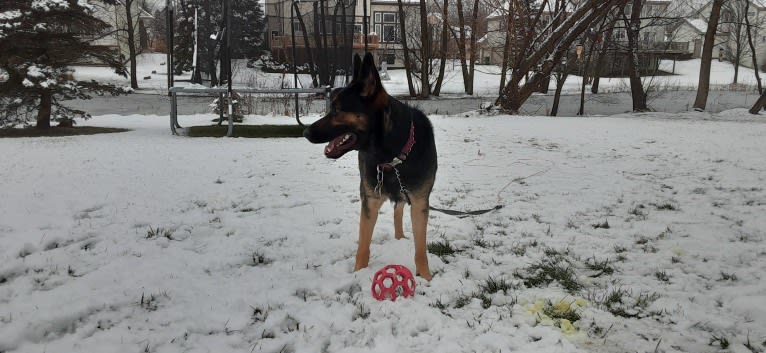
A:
359,152,409,203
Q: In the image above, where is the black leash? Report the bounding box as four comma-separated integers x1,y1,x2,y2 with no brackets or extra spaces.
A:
429,205,503,218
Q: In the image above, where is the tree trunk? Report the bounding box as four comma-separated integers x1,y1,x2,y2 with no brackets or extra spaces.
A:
433,0,448,96
293,3,319,87
591,22,615,94
748,90,766,113
191,6,202,84
396,0,416,96
745,0,762,94
550,72,567,116
732,10,743,85
466,0,479,95
496,0,622,113
419,0,430,98
317,1,330,86
578,40,599,115
694,0,724,111
455,0,470,94
36,89,52,129
626,0,647,112
313,2,328,86
498,1,515,96
125,0,139,89
330,4,341,86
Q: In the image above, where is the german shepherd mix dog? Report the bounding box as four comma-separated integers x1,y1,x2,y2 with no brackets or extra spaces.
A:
304,53,437,280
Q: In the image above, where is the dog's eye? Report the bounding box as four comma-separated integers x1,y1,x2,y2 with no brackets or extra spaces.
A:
355,114,362,119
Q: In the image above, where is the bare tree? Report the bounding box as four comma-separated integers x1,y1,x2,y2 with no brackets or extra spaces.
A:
292,3,319,87
693,0,725,111
397,0,416,96
496,0,514,96
577,27,602,115
549,0,569,116
419,0,431,98
448,0,482,95
624,0,647,112
467,0,480,94
401,1,442,96
550,55,571,116
590,21,615,94
433,0,449,95
744,0,763,94
114,0,147,89
496,0,627,113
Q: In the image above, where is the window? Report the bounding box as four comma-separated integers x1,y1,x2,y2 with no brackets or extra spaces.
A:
614,29,626,41
385,54,396,64
643,32,656,44
354,24,362,33
375,12,399,43
383,24,397,42
292,20,301,32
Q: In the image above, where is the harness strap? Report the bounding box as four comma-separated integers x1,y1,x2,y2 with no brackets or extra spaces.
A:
377,121,415,172
375,121,416,197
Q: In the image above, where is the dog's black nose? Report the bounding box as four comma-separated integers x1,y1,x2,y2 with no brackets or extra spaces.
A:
302,128,311,140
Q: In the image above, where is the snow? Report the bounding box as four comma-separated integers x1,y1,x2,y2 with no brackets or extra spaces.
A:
0,10,23,21
2,54,766,353
71,53,766,98
31,0,70,11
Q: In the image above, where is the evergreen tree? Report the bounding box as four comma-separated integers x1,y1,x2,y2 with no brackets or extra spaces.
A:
0,0,128,129
173,0,195,75
231,0,266,60
171,0,265,85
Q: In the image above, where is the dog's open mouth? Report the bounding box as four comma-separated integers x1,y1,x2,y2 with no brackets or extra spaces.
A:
324,132,357,159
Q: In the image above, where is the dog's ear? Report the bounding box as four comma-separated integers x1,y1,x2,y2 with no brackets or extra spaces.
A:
359,52,384,98
352,54,362,81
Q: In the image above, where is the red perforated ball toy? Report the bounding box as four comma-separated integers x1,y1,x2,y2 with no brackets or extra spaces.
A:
371,264,416,301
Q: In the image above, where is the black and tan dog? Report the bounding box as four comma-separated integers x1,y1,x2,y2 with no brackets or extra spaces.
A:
303,53,437,280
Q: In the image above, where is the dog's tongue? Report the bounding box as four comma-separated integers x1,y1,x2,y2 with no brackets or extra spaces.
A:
324,133,356,158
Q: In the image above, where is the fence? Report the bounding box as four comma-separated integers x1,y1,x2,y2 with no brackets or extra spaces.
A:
168,86,332,136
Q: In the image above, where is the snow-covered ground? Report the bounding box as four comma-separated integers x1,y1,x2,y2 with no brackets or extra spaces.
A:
1,54,766,352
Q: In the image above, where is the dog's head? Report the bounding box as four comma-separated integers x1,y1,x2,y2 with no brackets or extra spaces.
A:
303,52,388,159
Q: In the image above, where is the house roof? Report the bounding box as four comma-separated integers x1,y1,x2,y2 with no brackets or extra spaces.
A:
684,18,707,33
487,8,504,20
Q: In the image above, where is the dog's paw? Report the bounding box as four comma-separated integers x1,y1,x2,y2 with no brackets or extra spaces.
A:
417,272,433,281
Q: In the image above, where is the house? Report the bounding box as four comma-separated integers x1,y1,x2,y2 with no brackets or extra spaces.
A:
264,0,468,68
692,0,766,70
477,7,507,65
87,0,155,63
671,18,707,58
598,0,688,76
265,0,386,67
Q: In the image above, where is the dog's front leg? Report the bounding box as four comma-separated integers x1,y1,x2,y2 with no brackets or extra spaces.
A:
410,196,433,281
393,202,406,239
355,192,384,271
